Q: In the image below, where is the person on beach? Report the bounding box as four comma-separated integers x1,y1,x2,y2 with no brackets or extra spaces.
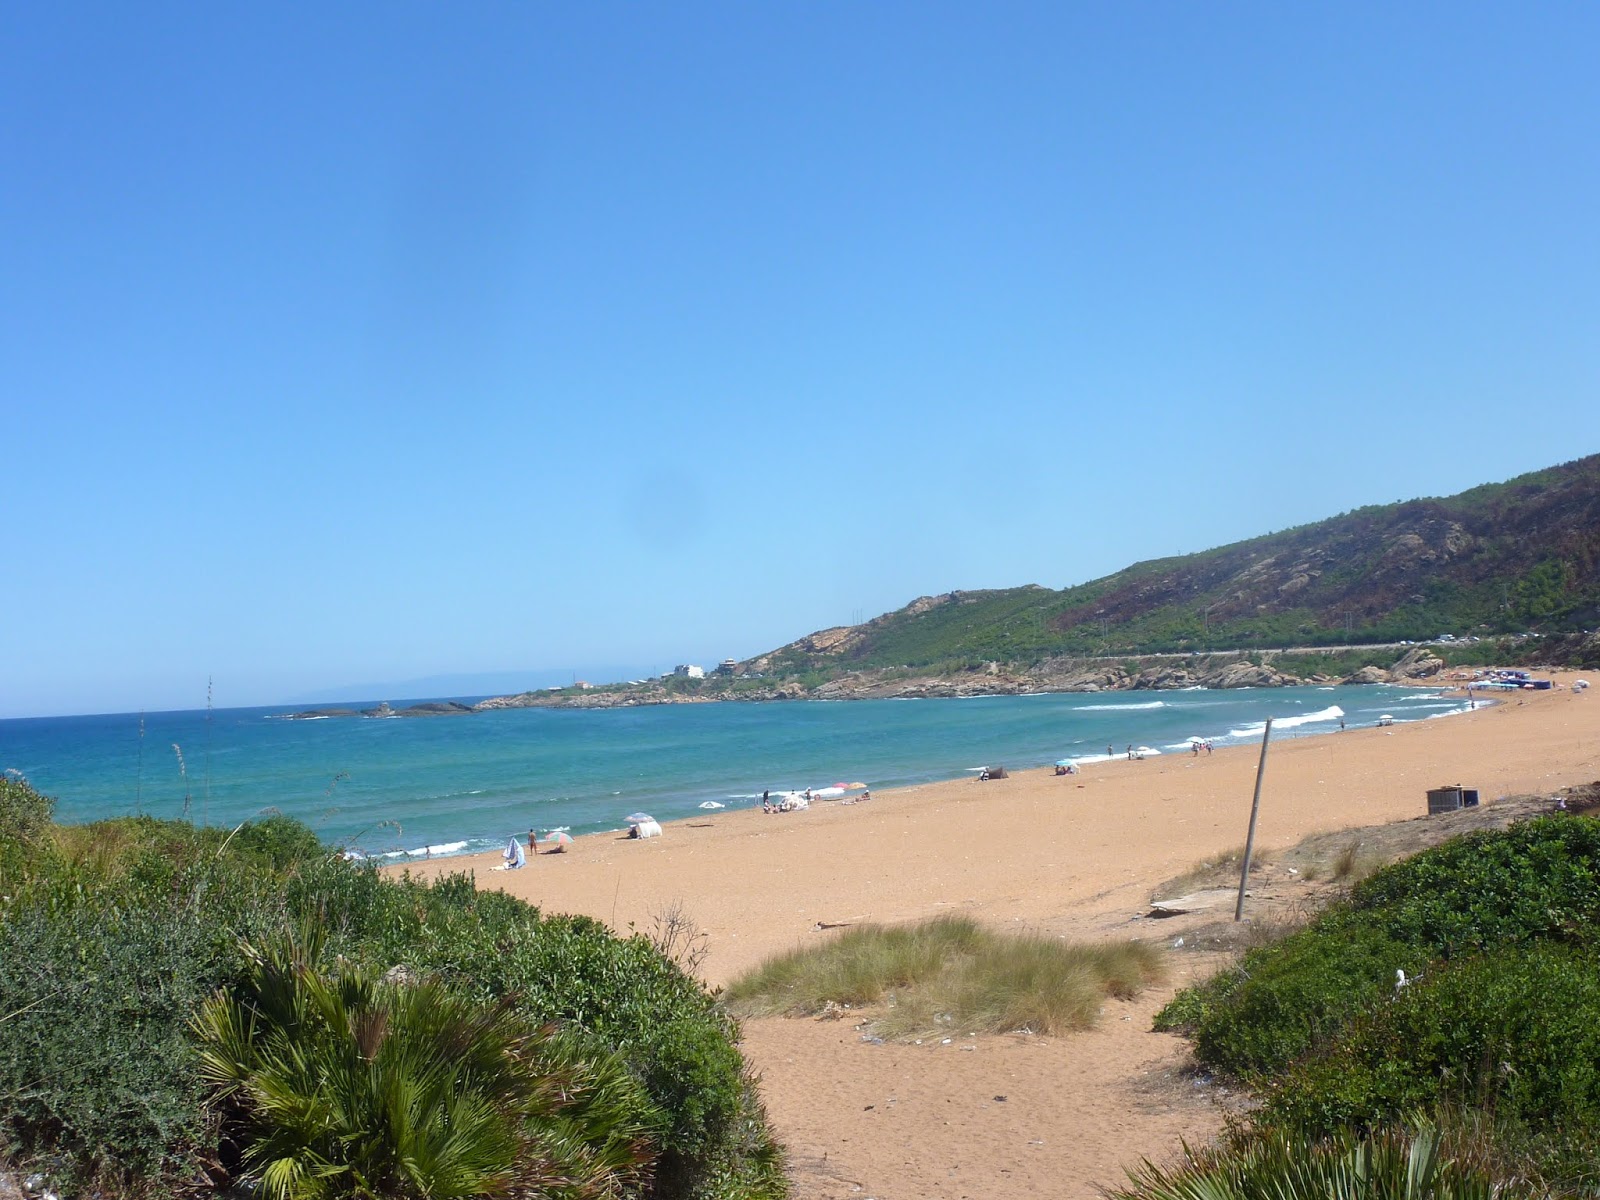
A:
860,789,871,801
1126,744,1133,760
528,829,538,856
1107,745,1114,757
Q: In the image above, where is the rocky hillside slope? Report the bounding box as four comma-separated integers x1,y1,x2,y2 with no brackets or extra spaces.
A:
751,454,1600,676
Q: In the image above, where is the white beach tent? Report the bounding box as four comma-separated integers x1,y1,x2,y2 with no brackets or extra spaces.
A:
629,819,663,839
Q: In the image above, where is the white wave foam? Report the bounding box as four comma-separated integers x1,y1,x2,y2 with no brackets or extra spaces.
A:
1227,704,1345,739
383,839,470,859
1072,701,1167,712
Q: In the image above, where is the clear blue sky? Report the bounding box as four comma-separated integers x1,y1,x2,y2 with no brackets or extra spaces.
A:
4,3,1598,717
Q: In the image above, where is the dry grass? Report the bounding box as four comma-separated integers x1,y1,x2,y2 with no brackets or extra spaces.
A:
48,822,142,877
724,914,1164,1040
1160,844,1273,898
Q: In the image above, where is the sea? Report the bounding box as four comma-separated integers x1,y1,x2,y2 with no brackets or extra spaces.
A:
1,685,1471,862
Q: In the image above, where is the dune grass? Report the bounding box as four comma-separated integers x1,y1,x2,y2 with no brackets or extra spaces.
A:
724,914,1164,1040
1159,843,1270,897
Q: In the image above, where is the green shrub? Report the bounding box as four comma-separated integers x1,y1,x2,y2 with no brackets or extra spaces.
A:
1156,817,1600,1078
1164,922,1424,1077
0,773,57,885
321,879,775,1199
1267,943,1600,1138
0,901,222,1186
0,809,786,1200
194,929,660,1200
1345,817,1600,955
225,813,328,872
1108,1123,1541,1200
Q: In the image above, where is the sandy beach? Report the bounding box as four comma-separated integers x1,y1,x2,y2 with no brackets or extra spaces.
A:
392,675,1600,1199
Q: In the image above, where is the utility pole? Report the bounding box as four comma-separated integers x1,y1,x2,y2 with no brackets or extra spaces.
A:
1235,717,1274,921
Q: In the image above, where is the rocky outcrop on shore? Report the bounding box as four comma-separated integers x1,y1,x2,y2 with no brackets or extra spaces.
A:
1387,648,1446,681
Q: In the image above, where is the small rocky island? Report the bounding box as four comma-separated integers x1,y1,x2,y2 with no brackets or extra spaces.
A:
282,700,475,720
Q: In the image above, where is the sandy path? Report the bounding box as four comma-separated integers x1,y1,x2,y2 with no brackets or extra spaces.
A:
393,675,1600,1198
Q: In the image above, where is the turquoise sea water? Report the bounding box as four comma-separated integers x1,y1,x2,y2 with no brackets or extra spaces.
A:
1,685,1470,861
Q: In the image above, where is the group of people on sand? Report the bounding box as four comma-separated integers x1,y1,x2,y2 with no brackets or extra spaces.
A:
760,787,870,814
502,828,565,868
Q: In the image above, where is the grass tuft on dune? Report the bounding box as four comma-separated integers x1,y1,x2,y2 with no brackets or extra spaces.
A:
724,913,1163,1039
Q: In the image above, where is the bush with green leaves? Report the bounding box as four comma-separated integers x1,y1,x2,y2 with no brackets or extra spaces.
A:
1266,943,1600,1138
1156,817,1600,1078
0,779,785,1200
280,866,778,1198
1108,1123,1542,1200
195,929,659,1200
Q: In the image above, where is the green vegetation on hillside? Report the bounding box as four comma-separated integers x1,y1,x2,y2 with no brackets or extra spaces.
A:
0,774,784,1200
752,454,1600,678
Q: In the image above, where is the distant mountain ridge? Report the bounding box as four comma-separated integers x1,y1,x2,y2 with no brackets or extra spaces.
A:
750,454,1600,676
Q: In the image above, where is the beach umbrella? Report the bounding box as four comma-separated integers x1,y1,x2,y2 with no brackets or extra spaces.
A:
541,831,574,852
1054,759,1074,767
625,812,655,824
833,781,868,791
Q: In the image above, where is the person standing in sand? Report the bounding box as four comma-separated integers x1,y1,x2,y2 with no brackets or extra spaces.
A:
527,830,538,857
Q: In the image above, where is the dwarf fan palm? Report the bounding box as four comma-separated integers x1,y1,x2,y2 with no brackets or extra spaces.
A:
1110,1125,1533,1200
194,929,661,1200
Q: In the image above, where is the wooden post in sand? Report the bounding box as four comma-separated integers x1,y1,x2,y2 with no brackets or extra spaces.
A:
1234,717,1274,921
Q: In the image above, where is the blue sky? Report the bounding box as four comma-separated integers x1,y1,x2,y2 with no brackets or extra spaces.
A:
4,3,1598,717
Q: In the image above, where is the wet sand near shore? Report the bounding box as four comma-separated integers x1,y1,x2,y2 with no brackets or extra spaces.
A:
391,675,1600,1199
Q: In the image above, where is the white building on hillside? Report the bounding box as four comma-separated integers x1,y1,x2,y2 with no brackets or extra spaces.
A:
672,664,705,679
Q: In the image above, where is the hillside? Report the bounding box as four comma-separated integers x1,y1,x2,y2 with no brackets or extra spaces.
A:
751,453,1600,677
